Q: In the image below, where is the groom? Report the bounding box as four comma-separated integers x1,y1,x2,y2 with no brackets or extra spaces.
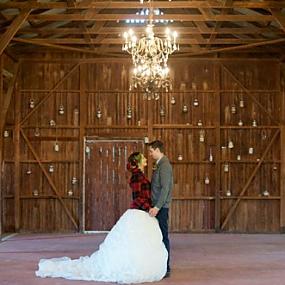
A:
148,140,173,278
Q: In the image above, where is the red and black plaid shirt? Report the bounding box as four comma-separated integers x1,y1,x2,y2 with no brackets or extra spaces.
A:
129,168,152,211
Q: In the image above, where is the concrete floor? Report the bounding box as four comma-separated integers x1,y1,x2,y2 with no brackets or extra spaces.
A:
0,233,285,285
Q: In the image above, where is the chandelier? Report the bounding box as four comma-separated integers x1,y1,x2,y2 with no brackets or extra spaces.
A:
122,1,179,99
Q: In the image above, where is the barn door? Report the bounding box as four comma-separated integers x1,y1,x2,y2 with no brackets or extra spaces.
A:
84,139,145,231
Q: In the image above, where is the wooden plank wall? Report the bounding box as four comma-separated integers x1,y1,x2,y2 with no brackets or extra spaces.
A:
1,54,283,233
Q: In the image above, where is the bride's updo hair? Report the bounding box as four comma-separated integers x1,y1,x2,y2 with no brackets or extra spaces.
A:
127,152,143,171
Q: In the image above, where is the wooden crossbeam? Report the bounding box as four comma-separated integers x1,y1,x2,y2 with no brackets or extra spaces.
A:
270,9,285,33
20,129,78,230
19,63,80,125
176,38,285,57
1,1,285,9
24,13,275,22
0,9,31,56
0,62,20,133
221,63,278,125
221,130,280,230
12,37,279,45
12,38,109,55
15,27,284,36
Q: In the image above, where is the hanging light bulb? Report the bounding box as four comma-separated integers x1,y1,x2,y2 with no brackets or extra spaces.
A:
252,120,257,127
26,169,32,175
177,154,183,161
238,119,243,126
199,130,205,143
224,163,229,172
170,96,176,105
248,147,254,155
239,99,245,108
197,120,203,127
209,148,213,162
68,189,73,196
226,189,231,197
228,140,234,149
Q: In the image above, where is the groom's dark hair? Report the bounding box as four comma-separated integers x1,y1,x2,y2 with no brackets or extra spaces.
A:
148,140,164,153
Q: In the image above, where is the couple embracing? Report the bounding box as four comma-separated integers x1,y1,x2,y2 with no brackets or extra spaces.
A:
36,140,173,284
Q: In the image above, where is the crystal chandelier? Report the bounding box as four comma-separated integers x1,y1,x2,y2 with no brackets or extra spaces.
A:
122,1,179,99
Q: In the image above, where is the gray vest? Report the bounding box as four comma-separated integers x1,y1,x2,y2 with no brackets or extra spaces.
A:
151,156,173,209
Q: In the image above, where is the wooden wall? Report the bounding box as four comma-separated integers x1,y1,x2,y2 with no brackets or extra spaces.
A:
1,54,284,233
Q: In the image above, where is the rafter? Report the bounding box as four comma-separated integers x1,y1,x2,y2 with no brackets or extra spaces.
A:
0,9,31,55
12,37,278,45
1,1,285,9
14,26,284,36
24,13,275,22
270,9,285,33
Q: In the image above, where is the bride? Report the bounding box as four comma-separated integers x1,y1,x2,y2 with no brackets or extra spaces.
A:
35,152,168,284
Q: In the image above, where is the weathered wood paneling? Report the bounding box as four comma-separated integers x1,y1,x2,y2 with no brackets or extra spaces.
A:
0,56,282,233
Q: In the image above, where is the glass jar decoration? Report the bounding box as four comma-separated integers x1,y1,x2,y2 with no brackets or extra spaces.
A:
238,119,243,126
58,104,65,115
182,105,188,113
199,130,205,143
48,165,54,173
29,99,35,109
34,127,40,137
54,142,60,152
3,130,9,138
71,177,78,185
239,99,245,108
160,106,165,117
209,148,213,162
228,140,234,149
231,105,237,114
226,189,231,197
204,176,210,185
49,119,56,127
127,106,132,119
224,163,229,172
96,107,102,119
193,98,199,107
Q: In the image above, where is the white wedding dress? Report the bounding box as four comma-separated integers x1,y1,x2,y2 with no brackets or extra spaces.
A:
36,209,168,284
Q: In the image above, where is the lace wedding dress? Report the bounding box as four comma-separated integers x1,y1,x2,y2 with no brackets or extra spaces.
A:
36,209,168,284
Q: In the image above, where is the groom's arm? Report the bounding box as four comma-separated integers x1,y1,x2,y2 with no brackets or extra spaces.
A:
154,163,172,210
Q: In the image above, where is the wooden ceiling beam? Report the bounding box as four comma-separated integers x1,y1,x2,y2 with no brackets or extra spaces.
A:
270,9,285,33
14,26,283,35
24,13,275,22
14,37,281,45
1,1,285,9
175,38,285,57
0,9,31,56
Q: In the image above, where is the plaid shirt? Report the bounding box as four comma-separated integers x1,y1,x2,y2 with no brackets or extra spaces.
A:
129,168,152,211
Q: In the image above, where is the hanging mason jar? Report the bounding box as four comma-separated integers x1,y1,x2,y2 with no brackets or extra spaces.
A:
58,104,65,115
127,106,132,119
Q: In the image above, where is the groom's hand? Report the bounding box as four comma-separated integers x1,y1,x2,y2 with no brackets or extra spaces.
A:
149,207,159,217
